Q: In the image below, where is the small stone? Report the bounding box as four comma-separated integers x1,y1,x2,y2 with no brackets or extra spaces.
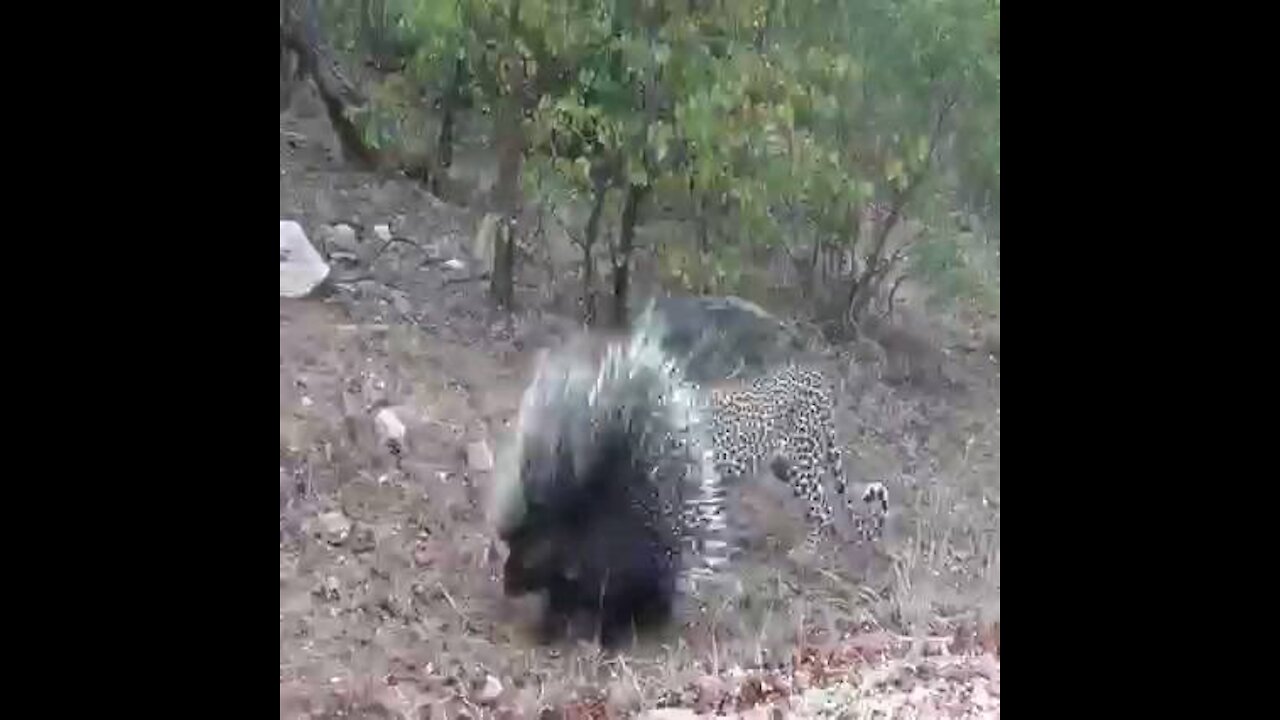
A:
373,224,393,242
606,681,642,713
316,576,341,601
444,258,466,271
316,511,352,545
376,408,407,443
300,396,314,408
975,653,999,681
413,540,435,567
641,710,698,720
331,223,359,251
467,441,494,472
391,291,413,316
476,675,504,705
971,683,991,708
692,676,724,713
847,630,894,660
350,524,377,553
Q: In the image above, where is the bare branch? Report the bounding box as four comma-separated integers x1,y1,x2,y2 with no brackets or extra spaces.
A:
444,272,491,285
847,87,961,325
366,236,425,265
883,273,908,318
884,243,912,272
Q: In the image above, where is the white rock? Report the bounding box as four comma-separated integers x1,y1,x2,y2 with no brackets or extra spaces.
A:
315,511,352,545
390,291,413,316
444,258,466,271
641,710,698,720
373,224,392,242
472,213,500,269
375,408,407,442
467,440,494,472
476,674,503,704
329,223,359,252
280,221,331,298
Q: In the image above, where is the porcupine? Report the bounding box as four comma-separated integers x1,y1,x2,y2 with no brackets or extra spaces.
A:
488,306,730,648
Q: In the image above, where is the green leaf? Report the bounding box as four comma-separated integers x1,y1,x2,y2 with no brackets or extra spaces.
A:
885,157,905,184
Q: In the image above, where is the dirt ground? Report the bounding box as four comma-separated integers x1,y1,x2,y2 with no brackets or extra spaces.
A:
280,95,1000,719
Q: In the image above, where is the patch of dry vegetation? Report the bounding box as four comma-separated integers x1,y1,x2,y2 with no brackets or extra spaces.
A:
280,279,999,719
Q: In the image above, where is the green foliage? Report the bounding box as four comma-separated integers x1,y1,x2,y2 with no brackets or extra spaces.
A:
355,73,430,153
912,233,972,308
318,0,422,61
905,194,998,313
314,0,999,303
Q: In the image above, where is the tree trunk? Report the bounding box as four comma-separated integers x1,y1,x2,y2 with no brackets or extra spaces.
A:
697,194,712,294
432,55,464,197
281,32,300,110
581,174,610,325
281,0,378,170
492,218,518,309
849,203,919,324
846,93,957,328
847,210,901,325
489,99,522,309
360,0,379,58
884,273,907,318
612,184,647,328
488,0,524,311
807,237,822,292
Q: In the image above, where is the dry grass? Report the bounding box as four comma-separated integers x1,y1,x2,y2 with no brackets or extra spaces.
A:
280,99,998,717
279,283,999,719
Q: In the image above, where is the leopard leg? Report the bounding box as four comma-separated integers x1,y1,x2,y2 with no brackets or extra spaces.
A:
852,482,889,542
816,415,888,544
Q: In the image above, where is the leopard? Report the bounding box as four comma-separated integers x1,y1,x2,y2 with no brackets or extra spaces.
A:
705,364,888,550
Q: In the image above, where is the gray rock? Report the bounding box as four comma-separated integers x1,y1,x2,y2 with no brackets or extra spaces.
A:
329,223,360,253
472,213,500,270
475,675,503,705
280,220,331,298
373,223,393,242
390,291,413,316
640,710,698,720
375,408,407,443
317,575,341,601
349,523,377,553
315,511,352,546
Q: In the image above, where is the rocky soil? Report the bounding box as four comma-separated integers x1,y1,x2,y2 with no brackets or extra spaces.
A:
280,92,1000,719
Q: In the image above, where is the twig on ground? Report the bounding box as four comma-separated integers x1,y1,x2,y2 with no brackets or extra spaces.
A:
437,582,470,625
755,601,774,667
444,273,492,285
367,235,425,265
615,655,645,709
